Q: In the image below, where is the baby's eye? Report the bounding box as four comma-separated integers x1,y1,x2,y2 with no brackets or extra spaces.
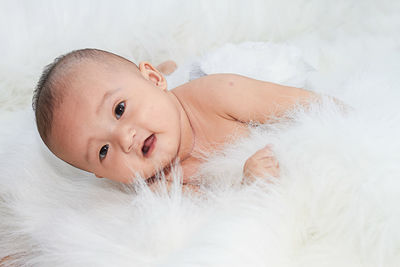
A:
115,101,125,119
99,144,109,161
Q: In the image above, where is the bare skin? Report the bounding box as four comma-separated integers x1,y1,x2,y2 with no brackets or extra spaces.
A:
158,61,281,185
168,73,316,185
243,145,280,183
158,61,275,186
156,60,177,75
49,57,319,187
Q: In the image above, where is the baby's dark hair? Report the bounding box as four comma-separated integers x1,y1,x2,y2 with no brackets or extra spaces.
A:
32,48,134,147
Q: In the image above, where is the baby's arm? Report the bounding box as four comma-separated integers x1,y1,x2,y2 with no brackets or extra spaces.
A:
190,73,346,125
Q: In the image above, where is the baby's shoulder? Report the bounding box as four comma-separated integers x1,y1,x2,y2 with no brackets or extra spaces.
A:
174,73,242,103
173,74,242,116
187,73,242,90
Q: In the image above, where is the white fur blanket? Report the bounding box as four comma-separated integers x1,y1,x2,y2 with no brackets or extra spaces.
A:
1,1,400,266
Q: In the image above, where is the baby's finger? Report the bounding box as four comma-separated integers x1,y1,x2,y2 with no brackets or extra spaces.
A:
265,144,273,149
259,146,276,156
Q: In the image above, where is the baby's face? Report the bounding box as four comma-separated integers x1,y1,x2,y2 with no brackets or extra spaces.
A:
49,60,183,183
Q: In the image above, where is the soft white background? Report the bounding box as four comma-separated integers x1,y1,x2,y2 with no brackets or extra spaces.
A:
1,0,400,266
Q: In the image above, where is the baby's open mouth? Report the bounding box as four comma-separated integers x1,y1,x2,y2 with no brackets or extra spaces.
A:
142,134,156,157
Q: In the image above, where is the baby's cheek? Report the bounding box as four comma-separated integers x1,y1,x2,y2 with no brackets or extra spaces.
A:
105,157,137,181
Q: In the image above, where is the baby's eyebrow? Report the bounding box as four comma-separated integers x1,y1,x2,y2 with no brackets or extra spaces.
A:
96,87,121,115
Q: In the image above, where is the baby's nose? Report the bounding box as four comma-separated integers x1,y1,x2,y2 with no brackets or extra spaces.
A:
119,128,136,153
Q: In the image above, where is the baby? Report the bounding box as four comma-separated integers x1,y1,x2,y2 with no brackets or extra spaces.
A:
32,48,318,186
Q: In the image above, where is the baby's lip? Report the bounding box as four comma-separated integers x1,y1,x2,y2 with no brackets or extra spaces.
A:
141,133,156,157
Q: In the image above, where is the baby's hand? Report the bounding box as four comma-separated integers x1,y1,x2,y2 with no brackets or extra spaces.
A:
157,60,177,75
243,145,280,183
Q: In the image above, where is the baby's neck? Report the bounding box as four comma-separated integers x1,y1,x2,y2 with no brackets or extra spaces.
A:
168,87,210,182
168,90,196,161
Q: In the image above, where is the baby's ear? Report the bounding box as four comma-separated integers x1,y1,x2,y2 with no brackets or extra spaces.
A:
138,61,167,90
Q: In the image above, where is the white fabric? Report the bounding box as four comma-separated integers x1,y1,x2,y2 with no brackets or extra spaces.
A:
1,1,400,266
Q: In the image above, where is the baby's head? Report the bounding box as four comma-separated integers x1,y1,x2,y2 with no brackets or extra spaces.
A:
33,48,184,183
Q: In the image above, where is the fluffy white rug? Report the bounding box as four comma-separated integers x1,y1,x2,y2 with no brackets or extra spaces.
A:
1,1,400,266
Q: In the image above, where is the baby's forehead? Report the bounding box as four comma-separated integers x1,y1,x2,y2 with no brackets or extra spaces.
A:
63,59,107,79
57,61,109,91
57,64,128,104
53,56,141,105
64,57,137,85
